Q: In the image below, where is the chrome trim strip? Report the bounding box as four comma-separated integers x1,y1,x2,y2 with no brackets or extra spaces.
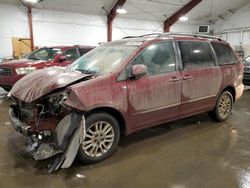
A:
182,94,216,104
132,102,181,116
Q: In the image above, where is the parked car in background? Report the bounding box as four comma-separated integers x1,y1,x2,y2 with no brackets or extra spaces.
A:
243,56,250,85
8,33,244,173
0,45,94,91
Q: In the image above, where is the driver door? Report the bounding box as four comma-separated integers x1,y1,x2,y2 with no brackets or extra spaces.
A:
126,41,182,129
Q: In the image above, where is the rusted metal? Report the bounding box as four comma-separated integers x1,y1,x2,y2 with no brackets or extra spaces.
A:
107,0,127,41
164,0,202,32
27,4,34,51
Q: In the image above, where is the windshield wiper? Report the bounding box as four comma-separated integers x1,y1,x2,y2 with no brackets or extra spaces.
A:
28,57,42,60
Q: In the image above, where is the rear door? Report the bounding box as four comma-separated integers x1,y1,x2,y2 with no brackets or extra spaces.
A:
177,40,223,117
126,41,182,129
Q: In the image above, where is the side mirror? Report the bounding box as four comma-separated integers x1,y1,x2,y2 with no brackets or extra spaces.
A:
59,56,67,63
131,64,147,78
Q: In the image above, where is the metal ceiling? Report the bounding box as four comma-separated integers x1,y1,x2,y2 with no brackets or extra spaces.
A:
1,0,250,24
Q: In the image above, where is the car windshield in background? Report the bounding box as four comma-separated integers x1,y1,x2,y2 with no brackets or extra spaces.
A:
245,56,250,63
26,48,62,61
69,45,137,74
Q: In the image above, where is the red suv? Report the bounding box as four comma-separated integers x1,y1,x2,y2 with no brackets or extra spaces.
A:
0,45,94,91
8,33,244,172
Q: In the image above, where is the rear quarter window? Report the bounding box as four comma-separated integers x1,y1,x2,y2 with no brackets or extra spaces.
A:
211,42,238,65
178,41,216,69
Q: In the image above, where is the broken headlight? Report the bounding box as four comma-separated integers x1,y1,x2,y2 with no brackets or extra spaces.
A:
38,90,69,118
48,90,69,106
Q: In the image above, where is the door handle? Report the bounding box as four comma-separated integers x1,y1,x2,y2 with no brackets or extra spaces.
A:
183,75,192,80
170,76,181,82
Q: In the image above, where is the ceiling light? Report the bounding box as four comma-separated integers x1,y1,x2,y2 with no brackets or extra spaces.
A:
179,16,188,21
24,0,38,3
116,8,127,14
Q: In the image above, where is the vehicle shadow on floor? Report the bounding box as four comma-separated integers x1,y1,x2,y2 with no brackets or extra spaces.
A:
65,113,226,174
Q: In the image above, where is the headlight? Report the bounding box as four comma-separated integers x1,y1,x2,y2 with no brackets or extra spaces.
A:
48,90,69,106
15,67,36,75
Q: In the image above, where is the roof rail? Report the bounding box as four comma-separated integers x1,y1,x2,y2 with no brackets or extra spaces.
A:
122,32,222,41
167,32,222,40
122,36,139,39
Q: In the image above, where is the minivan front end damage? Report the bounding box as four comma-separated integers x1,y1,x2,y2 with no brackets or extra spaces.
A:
8,91,86,173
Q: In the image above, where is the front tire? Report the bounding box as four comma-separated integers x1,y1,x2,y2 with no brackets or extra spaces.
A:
209,91,233,122
77,112,120,164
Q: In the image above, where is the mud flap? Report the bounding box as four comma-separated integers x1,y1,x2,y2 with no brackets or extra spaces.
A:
32,112,85,173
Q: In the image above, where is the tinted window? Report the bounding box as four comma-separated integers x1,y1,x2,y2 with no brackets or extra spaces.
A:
211,42,238,65
62,48,79,61
132,41,176,75
178,41,216,69
79,48,92,56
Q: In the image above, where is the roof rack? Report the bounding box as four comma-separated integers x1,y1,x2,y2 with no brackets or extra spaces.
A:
167,32,222,40
122,32,222,41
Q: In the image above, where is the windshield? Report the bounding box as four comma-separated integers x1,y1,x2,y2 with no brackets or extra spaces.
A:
68,45,137,74
25,48,62,61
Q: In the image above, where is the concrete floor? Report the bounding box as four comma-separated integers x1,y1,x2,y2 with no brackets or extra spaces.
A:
0,88,249,188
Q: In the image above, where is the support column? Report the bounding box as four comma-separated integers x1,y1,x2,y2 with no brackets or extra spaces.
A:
27,4,34,51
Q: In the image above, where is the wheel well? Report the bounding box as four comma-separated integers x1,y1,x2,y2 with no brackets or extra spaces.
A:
88,107,126,135
223,86,236,102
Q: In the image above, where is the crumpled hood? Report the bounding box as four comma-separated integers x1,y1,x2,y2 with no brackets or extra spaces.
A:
10,67,91,103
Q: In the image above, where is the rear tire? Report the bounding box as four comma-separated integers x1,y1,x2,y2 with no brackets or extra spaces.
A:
77,112,120,164
209,91,233,122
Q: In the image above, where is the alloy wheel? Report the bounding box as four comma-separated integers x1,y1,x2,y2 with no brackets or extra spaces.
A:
82,121,115,158
218,94,232,119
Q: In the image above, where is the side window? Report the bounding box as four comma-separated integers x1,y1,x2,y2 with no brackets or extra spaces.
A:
62,48,79,61
178,41,216,69
211,42,238,65
132,41,176,75
79,48,92,56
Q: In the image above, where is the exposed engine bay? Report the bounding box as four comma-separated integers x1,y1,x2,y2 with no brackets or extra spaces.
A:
9,90,86,173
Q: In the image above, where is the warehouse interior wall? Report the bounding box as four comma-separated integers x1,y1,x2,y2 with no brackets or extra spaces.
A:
0,2,198,58
213,3,250,57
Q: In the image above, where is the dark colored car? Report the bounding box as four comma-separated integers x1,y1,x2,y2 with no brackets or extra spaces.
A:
0,45,94,91
8,33,244,172
243,56,250,85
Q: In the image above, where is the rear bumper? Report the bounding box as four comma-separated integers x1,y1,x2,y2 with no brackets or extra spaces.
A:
235,83,244,101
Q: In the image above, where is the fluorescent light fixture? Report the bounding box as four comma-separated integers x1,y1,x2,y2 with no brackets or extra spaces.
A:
24,0,38,3
116,8,127,14
179,16,188,21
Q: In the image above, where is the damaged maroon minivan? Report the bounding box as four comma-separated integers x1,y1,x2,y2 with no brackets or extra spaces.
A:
8,33,244,173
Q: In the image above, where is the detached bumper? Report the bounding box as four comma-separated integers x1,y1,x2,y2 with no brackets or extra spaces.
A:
8,105,86,173
9,105,31,136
